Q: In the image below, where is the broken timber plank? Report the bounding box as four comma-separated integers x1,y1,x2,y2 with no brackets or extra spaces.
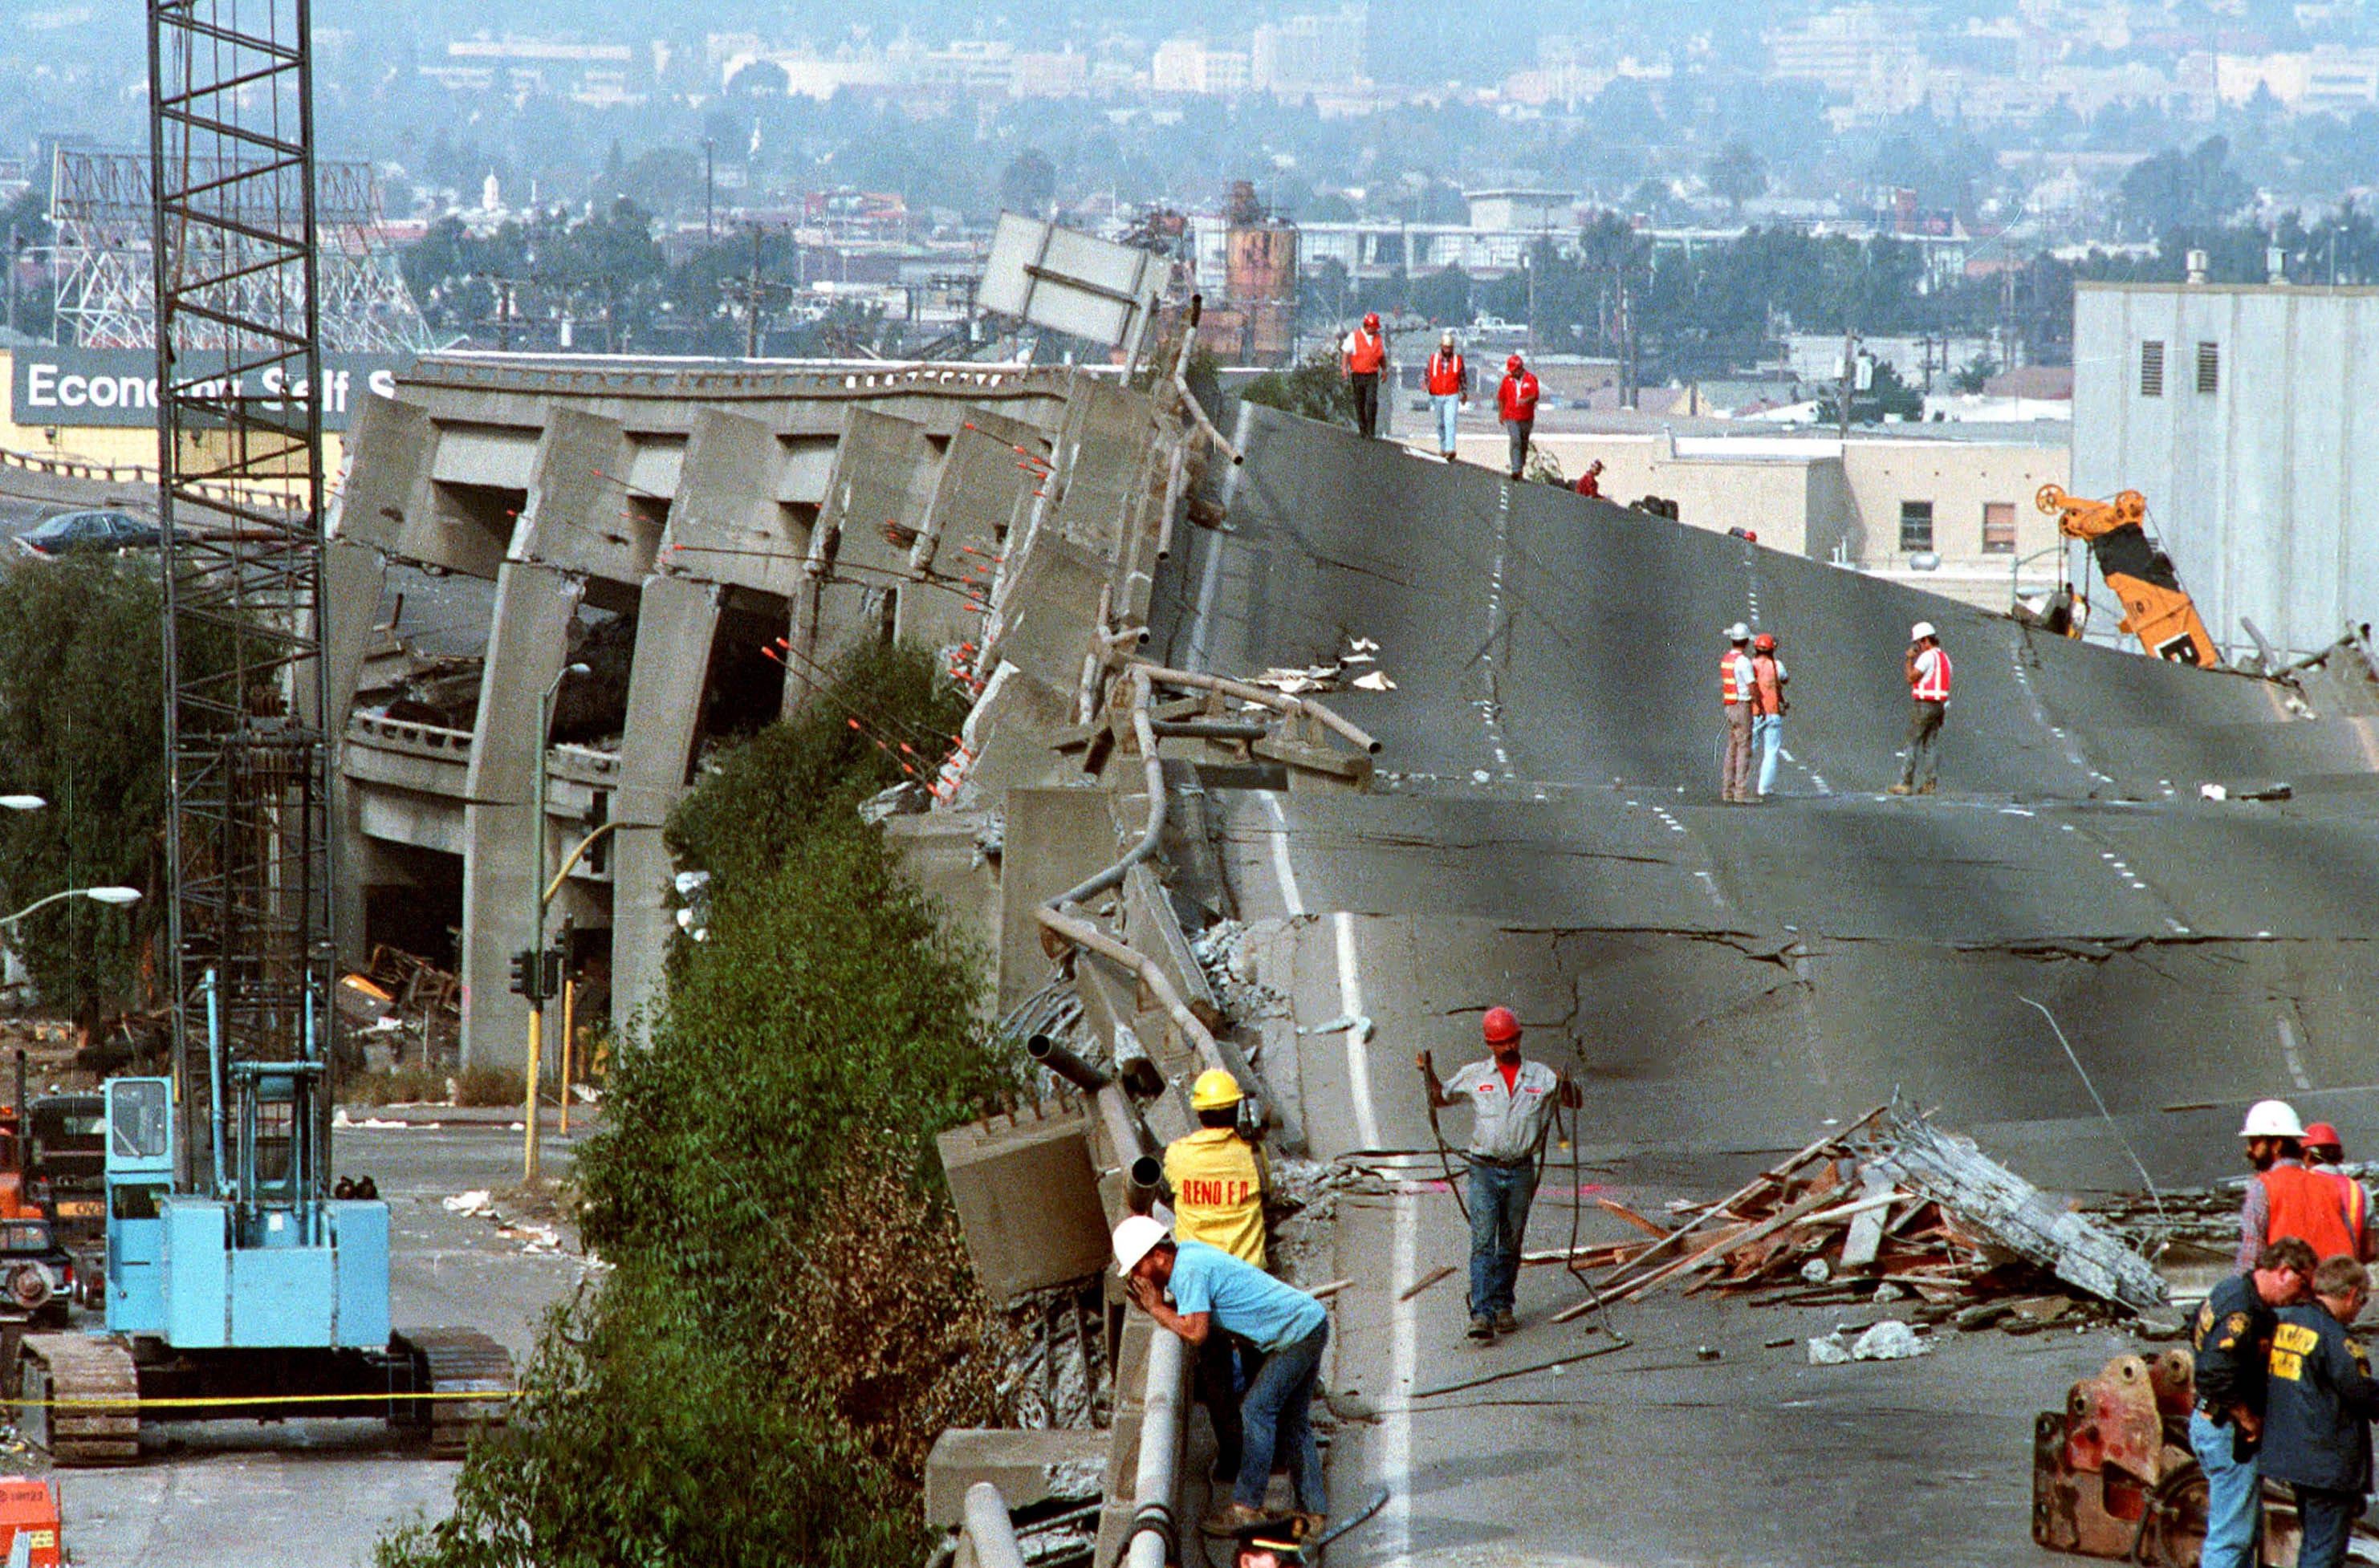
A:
1839,1166,1899,1269
1595,1199,1673,1239
1559,1188,1841,1320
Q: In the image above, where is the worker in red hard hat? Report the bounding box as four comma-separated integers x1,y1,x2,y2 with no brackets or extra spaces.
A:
1496,354,1539,481
1416,1005,1580,1341
2301,1123,2375,1262
1342,311,1387,439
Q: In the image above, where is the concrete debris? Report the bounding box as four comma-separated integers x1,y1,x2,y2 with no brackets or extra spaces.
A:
1352,671,1397,692
443,1190,496,1217
858,780,931,824
1851,1320,1930,1359
1807,1334,1852,1365
2198,783,2227,802
1550,1105,2166,1321
1296,1013,1374,1040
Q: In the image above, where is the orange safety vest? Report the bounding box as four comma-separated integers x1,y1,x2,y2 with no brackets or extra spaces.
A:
2260,1164,2360,1261
1346,330,1386,375
1912,646,1953,702
2324,1168,2373,1258
1720,651,1751,705
1425,350,1465,396
1752,653,1785,717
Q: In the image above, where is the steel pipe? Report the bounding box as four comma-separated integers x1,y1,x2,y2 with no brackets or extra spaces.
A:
962,1482,1029,1568
1051,670,1166,908
1156,440,1186,562
1149,718,1270,741
1129,660,1381,754
1173,295,1242,467
1124,1329,1189,1568
1025,1032,1110,1092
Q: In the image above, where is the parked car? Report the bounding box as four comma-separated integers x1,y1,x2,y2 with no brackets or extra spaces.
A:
14,510,165,558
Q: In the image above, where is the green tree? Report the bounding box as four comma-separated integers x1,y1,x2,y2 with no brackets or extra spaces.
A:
2118,137,2251,240
1408,264,1472,324
1705,140,1767,220
380,644,1018,1568
0,559,193,1025
998,149,1056,216
1239,348,1359,427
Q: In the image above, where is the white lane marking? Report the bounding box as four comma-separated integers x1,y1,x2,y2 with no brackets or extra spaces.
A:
1473,486,1518,784
1263,792,1306,917
1335,912,1381,1149
1382,1189,1417,1564
2277,1016,2314,1091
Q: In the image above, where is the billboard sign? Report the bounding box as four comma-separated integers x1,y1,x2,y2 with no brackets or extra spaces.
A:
8,349,413,432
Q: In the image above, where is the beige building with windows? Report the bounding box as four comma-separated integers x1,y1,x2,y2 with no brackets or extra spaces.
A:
1450,424,2069,611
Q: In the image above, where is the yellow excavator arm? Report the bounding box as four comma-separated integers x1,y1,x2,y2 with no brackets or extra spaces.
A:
2033,485,2221,668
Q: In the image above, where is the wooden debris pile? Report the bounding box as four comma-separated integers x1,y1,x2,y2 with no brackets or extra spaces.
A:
1535,1104,2170,1323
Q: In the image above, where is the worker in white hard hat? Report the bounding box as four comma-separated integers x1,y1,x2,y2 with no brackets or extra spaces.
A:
1425,328,1468,462
1718,623,1757,803
2238,1099,2361,1274
1113,1217,1328,1538
1161,1067,1273,1488
1889,619,1952,796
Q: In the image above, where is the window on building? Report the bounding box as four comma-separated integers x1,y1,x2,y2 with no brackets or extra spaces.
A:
1900,501,1934,553
2197,340,2219,394
1982,502,2016,554
2140,339,2165,397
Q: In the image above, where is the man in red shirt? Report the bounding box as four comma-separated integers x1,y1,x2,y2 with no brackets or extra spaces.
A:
1342,312,1387,438
1497,355,1539,480
1425,329,1468,461
1574,459,1604,498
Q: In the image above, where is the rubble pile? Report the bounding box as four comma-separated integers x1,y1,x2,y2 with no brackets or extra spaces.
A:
1541,1105,2170,1325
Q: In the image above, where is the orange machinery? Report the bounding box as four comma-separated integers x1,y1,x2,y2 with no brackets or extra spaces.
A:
2034,485,2222,668
0,1477,61,1566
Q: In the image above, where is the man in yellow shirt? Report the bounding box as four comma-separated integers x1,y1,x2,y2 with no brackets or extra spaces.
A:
1162,1069,1272,1483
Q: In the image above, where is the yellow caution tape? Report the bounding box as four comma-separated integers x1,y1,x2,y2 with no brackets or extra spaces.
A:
10,1388,525,1408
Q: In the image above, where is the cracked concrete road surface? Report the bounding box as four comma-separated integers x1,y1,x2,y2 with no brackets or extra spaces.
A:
1146,406,2379,1565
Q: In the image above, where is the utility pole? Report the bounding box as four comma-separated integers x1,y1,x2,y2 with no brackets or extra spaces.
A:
6,225,16,337
704,138,715,244
1837,326,1858,442
746,225,762,358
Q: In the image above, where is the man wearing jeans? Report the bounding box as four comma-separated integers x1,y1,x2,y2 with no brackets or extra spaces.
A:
1114,1216,1329,1538
1425,330,1467,462
1417,1005,1577,1341
2190,1236,2316,1568
2260,1253,2379,1568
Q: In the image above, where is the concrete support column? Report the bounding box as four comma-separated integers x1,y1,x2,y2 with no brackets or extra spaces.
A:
324,538,388,969
609,574,724,1046
459,562,584,1069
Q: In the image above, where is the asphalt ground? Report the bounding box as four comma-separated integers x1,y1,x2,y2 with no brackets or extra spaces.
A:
33,1120,592,1567
1145,406,2379,1565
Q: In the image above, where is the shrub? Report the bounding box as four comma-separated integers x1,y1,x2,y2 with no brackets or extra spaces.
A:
454,1066,525,1108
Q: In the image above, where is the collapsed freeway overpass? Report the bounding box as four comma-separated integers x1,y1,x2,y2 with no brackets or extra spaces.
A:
932,388,2379,1568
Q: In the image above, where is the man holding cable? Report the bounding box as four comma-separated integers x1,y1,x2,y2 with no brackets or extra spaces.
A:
1417,1005,1580,1343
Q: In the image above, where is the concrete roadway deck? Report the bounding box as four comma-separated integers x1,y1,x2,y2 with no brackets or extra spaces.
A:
1146,406,2379,1565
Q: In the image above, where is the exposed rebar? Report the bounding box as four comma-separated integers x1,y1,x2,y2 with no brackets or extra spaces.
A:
1051,669,1165,909
1173,295,1242,466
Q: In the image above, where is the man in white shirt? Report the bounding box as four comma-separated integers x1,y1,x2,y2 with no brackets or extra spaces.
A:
1718,623,1756,803
1890,620,1953,796
1417,1005,1578,1341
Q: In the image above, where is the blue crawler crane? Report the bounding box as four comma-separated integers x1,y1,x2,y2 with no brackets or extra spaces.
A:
13,981,511,1464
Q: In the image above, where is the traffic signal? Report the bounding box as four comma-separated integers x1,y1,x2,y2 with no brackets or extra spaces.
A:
539,947,563,1001
508,947,542,1003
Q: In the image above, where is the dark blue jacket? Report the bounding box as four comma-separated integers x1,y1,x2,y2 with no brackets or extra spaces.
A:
2193,1271,2277,1420
2262,1303,2379,1493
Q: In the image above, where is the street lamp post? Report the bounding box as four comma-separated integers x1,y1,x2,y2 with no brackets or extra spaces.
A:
524,662,589,1187
0,885,140,928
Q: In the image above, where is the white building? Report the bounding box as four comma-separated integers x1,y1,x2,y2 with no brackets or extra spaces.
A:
2072,280,2379,659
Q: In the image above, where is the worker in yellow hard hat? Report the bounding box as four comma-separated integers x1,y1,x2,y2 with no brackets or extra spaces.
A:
1161,1066,1275,1492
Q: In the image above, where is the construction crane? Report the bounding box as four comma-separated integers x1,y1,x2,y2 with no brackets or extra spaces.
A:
2033,485,2222,668
10,0,510,1464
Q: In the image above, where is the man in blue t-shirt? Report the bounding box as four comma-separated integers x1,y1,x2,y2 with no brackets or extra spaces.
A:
1114,1216,1328,1537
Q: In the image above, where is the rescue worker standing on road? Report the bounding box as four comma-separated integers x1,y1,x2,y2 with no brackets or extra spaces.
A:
1113,1216,1328,1538
1416,1006,1579,1342
1425,329,1468,462
1162,1069,1272,1485
1889,620,1951,796
2239,1099,2361,1273
2261,1255,2379,1568
2190,1236,2318,1568
1497,354,1539,480
1751,631,1790,801
2302,1122,2375,1262
1342,312,1387,438
1719,623,1757,804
